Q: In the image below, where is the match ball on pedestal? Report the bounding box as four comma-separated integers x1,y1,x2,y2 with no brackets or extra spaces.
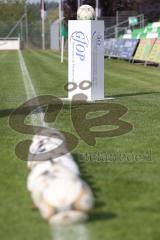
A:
77,5,95,20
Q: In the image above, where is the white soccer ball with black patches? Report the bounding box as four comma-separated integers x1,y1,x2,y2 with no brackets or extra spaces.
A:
77,5,95,20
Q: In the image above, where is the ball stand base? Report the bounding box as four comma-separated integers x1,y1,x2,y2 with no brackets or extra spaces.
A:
61,97,115,102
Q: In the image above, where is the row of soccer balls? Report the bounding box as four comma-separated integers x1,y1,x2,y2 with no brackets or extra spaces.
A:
77,5,95,20
27,128,94,224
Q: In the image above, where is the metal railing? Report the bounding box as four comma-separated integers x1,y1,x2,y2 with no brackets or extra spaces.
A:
104,13,145,39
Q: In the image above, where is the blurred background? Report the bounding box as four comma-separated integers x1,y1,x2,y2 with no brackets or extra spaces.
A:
0,0,160,48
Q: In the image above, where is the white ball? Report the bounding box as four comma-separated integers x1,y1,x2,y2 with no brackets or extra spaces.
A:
27,129,80,175
77,5,95,20
43,175,94,215
28,164,94,222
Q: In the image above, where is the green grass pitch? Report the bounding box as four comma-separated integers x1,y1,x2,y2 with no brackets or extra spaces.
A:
0,50,160,240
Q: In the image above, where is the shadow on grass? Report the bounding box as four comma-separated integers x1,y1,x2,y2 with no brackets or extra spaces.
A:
108,91,160,98
0,108,13,118
89,211,117,223
2,91,158,118
0,104,78,119
73,153,117,222
73,153,100,196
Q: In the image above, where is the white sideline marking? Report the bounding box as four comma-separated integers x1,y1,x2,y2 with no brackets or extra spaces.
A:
18,50,46,127
18,50,36,99
50,224,90,240
18,50,89,240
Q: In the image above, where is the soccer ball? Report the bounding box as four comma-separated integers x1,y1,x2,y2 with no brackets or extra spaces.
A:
77,5,95,20
27,128,94,224
27,128,80,175
28,164,94,224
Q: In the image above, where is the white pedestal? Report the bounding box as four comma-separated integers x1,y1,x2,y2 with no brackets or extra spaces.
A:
68,20,104,101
